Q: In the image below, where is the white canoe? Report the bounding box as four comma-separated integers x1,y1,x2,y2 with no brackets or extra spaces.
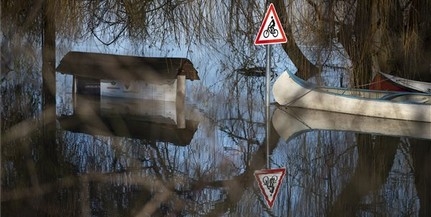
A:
272,106,431,142
273,70,431,122
379,72,431,93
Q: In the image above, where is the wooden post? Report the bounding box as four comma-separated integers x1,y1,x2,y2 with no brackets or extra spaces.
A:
73,76,77,114
176,75,186,129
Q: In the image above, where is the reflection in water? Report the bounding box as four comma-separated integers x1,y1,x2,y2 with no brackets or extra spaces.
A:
59,96,199,146
2,62,431,216
272,106,431,216
411,140,431,217
272,106,431,141
2,19,431,217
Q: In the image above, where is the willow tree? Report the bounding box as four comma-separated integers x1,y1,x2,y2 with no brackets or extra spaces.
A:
270,1,431,216
272,0,431,85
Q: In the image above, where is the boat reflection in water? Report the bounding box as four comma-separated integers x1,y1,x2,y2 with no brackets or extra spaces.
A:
272,106,431,142
271,105,431,216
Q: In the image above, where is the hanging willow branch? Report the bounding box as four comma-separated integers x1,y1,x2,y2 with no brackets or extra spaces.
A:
271,0,320,80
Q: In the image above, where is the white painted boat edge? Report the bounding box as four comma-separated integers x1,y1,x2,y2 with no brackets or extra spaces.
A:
272,70,431,122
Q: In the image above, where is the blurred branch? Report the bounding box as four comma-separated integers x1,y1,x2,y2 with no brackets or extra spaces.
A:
1,105,56,144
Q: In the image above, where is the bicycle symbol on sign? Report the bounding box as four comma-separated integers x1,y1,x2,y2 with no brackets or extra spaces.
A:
262,175,278,196
263,16,278,38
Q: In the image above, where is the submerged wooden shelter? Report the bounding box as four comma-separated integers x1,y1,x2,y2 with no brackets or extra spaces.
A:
56,51,200,82
56,51,201,144
56,51,200,97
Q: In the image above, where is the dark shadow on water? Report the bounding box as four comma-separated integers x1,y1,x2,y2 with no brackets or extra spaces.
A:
327,134,399,216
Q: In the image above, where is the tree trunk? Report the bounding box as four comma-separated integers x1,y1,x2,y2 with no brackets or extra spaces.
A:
42,0,56,107
272,0,320,80
41,0,58,174
375,0,431,81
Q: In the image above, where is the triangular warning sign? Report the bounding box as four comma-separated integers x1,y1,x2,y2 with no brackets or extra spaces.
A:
254,3,287,45
254,168,286,208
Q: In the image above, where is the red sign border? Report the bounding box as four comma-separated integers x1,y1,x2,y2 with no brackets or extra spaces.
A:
254,168,286,208
254,3,288,45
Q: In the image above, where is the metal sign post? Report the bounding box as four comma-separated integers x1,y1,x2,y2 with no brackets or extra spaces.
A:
254,3,288,209
254,3,287,169
266,44,271,169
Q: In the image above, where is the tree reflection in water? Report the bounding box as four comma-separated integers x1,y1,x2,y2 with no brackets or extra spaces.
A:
3,63,431,216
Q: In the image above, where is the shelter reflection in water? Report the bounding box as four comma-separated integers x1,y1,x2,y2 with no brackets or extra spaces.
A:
59,95,199,146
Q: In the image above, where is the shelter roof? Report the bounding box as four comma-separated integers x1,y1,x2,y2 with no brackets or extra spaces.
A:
56,51,200,82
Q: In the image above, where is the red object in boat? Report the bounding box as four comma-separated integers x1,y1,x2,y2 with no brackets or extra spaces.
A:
369,74,409,92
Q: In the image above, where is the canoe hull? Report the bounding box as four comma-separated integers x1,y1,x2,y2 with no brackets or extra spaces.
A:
380,72,431,93
273,71,431,122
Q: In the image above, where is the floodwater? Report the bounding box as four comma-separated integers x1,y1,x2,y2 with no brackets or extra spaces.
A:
2,45,431,217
